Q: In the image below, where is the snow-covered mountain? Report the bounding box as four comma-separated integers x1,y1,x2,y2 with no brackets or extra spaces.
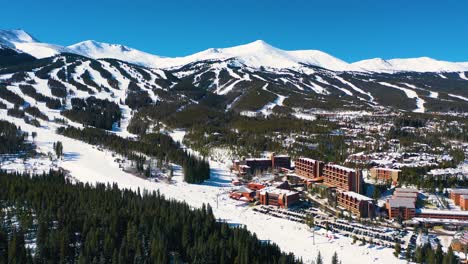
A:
146,40,362,71
68,40,164,68
352,57,468,73
0,29,75,59
2,29,467,73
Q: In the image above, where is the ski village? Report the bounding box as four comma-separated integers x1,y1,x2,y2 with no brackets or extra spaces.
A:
0,25,467,264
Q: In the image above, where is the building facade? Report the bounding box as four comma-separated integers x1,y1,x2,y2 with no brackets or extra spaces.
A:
257,187,300,208
369,167,401,184
337,191,375,218
387,188,418,220
460,195,468,211
295,157,324,179
232,154,291,175
323,164,362,193
450,189,468,206
387,198,416,220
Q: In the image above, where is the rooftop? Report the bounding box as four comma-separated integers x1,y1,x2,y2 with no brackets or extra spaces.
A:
326,164,356,173
450,189,468,195
341,191,373,201
417,209,468,216
393,192,418,198
259,186,298,196
297,157,319,163
371,167,401,172
394,188,419,193
387,197,416,208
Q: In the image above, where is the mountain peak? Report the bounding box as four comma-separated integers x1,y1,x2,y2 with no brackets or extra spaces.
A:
0,29,38,47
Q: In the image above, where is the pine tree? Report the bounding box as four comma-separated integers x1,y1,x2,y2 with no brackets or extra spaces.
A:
8,229,27,264
435,243,443,264
414,246,423,263
394,242,401,257
316,251,323,264
443,246,457,264
0,227,8,263
331,251,339,264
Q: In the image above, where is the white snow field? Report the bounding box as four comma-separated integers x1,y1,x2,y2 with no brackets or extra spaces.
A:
0,111,404,264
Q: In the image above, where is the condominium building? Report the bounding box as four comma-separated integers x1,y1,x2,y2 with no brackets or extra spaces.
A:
337,191,375,218
323,164,362,193
232,154,291,175
295,157,324,179
460,195,468,211
387,197,416,220
450,189,468,206
369,167,401,184
257,187,300,209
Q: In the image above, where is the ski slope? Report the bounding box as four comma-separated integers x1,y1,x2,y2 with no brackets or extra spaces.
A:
379,82,425,113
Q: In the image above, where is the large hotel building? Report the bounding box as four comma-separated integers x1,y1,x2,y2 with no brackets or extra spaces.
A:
369,167,401,184
295,157,324,179
323,164,363,194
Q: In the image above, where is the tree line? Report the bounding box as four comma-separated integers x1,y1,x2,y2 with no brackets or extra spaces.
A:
0,170,300,263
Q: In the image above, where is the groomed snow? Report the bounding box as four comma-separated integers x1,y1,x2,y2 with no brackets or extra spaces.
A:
379,82,425,113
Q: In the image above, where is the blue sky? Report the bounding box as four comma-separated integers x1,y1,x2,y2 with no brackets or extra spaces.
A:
2,0,468,62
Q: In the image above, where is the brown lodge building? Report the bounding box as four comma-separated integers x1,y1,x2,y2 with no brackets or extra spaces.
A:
337,191,375,218
232,154,291,175
295,157,324,179
323,164,363,194
369,167,401,184
450,189,468,210
257,187,300,209
386,188,418,220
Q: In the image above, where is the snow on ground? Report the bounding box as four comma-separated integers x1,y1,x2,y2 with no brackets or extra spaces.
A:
258,83,288,116
448,93,468,102
0,113,403,264
379,82,425,113
459,72,468,81
334,75,375,102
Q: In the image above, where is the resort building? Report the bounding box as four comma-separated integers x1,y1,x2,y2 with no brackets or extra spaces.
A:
257,187,300,209
337,191,375,218
369,167,401,184
387,197,416,220
450,189,468,206
232,154,291,175
295,157,324,179
323,164,362,193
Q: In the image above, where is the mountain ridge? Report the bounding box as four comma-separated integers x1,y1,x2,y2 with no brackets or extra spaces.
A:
1,29,468,73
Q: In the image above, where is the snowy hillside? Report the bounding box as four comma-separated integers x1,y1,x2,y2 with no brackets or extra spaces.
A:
2,29,468,73
0,29,75,58
353,57,468,73
68,40,164,68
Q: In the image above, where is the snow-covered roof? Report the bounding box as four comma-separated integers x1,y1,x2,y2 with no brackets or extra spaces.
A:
235,186,254,193
341,191,373,201
297,157,319,163
326,164,355,173
394,188,418,193
246,158,271,162
393,192,418,198
387,198,415,208
450,189,468,195
259,186,298,196
371,167,401,172
417,209,468,216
